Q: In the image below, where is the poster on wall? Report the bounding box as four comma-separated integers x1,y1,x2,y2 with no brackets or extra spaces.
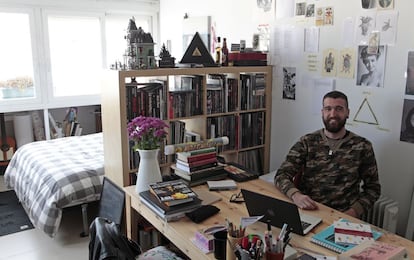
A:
356,45,386,87
375,11,398,46
377,0,394,10
337,48,355,78
405,51,414,95
355,11,376,44
322,48,337,77
282,67,296,100
400,99,414,143
253,0,276,23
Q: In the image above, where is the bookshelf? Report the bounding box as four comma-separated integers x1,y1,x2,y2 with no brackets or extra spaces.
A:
101,66,272,187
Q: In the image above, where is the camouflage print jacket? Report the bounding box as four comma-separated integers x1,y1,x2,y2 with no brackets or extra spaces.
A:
274,129,381,217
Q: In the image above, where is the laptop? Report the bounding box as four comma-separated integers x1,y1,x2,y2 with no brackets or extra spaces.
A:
241,189,322,236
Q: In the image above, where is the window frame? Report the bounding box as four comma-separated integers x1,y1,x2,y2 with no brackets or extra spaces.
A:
0,1,159,113
0,6,43,113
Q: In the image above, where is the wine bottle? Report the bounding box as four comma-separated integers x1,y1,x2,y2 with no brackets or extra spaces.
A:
215,37,222,65
221,37,229,66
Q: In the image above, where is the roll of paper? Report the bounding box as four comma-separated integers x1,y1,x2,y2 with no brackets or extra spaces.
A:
164,136,229,155
13,113,34,148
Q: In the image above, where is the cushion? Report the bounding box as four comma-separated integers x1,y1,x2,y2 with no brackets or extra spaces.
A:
137,246,184,260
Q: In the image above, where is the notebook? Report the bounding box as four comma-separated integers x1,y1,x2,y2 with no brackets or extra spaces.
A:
241,189,322,236
311,218,382,254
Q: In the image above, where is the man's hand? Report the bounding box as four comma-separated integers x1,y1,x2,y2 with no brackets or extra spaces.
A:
291,192,318,210
343,208,358,218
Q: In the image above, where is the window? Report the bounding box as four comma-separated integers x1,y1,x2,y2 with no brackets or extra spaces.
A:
105,15,150,69
47,14,103,97
0,11,36,101
0,2,157,113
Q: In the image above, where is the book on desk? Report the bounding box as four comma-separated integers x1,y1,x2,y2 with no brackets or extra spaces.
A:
338,241,409,260
148,179,198,206
171,164,227,187
311,218,382,253
139,190,202,222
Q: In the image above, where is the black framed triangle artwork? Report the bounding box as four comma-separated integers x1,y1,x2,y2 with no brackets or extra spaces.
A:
180,32,216,66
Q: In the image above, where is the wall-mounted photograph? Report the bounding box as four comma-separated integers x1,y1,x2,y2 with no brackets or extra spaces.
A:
400,99,414,143
356,45,386,88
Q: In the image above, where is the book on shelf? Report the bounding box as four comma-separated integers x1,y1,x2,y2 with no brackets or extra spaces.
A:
139,190,202,222
176,147,217,161
125,81,166,121
311,218,382,254
334,220,374,246
338,241,409,260
148,179,198,207
171,164,226,182
175,160,218,173
176,151,217,163
176,156,217,168
206,115,237,152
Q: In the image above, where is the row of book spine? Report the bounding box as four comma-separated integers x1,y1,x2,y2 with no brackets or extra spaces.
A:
206,74,238,114
238,149,264,174
124,73,265,123
207,115,237,152
207,112,265,151
125,80,167,121
168,75,203,119
240,73,266,110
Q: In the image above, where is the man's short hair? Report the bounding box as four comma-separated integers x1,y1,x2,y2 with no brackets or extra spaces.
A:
323,90,348,108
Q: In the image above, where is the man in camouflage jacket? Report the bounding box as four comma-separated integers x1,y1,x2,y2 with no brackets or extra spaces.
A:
274,90,381,218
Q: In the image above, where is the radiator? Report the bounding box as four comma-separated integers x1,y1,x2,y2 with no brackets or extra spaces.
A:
363,195,399,234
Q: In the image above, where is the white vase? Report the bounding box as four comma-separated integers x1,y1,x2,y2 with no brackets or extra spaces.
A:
135,149,162,194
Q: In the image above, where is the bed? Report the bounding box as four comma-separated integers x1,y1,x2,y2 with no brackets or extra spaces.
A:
4,133,104,237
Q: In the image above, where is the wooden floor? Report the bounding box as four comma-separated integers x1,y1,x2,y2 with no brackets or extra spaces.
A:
0,175,92,260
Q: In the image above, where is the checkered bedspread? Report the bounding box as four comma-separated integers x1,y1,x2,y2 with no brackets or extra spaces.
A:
4,133,104,237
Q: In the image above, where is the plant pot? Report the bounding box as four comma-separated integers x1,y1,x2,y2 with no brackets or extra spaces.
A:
135,149,162,194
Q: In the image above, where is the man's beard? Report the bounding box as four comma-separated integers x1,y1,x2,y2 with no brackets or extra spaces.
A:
323,116,346,133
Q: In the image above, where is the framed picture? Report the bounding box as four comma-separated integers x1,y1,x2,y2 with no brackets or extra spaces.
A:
356,45,386,88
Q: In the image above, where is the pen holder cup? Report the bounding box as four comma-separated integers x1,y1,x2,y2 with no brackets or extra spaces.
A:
265,251,284,260
213,230,228,260
226,234,242,260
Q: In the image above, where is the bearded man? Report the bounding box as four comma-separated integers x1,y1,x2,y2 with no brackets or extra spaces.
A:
274,90,381,218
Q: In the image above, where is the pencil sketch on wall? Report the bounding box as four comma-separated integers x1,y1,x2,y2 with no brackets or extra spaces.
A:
282,67,296,100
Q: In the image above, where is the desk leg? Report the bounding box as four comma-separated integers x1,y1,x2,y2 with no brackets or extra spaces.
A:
125,194,132,239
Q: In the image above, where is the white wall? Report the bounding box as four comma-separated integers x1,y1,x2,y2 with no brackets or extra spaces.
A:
159,0,260,61
270,0,414,236
160,0,414,236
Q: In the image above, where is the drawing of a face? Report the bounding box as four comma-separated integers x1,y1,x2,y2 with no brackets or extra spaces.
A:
363,55,378,72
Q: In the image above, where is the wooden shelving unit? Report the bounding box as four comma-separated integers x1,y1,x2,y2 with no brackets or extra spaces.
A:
101,66,272,187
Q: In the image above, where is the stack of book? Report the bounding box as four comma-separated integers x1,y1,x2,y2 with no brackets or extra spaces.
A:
171,147,227,186
139,179,202,222
311,218,382,254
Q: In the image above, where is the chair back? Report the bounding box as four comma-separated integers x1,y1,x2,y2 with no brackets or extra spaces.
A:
98,177,125,227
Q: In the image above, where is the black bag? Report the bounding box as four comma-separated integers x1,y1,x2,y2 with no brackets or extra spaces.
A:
89,217,141,260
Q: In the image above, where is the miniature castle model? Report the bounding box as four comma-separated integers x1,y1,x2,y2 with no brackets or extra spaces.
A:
124,17,156,69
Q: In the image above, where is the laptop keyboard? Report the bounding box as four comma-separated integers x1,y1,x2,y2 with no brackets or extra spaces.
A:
301,221,311,230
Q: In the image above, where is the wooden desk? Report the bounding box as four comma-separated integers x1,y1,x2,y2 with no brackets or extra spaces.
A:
124,179,414,259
